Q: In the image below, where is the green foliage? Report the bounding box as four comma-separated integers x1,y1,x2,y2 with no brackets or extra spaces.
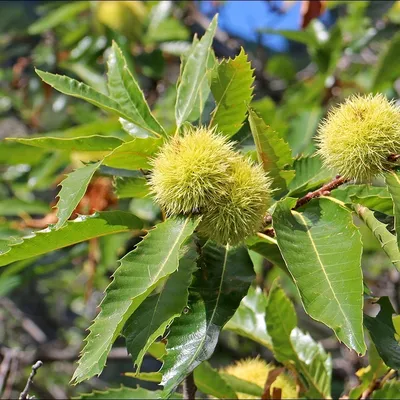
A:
266,281,332,398
3,5,400,398
0,212,142,267
72,217,199,384
160,242,254,395
364,297,400,370
248,108,295,193
209,49,254,137
55,161,102,229
273,197,366,354
175,16,217,128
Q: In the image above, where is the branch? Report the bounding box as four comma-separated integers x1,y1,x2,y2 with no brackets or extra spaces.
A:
294,176,348,209
183,372,197,400
19,360,43,400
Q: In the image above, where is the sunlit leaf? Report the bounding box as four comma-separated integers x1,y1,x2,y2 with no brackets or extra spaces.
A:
55,161,102,229
72,217,199,384
0,211,142,267
273,197,366,354
248,108,294,193
385,170,400,249
209,49,254,137
175,16,217,128
160,242,254,395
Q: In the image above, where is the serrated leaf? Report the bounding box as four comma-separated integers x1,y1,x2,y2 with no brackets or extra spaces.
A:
209,49,254,137
160,242,254,395
355,204,400,270
28,1,90,34
6,136,123,153
248,109,294,193
72,217,199,384
332,184,393,215
372,381,400,399
385,171,400,249
364,297,400,370
103,137,162,171
35,69,134,121
266,281,332,398
75,385,162,399
175,15,217,128
225,286,271,349
194,361,238,399
55,161,102,229
273,197,366,354
122,246,198,370
107,42,165,138
114,176,149,198
0,211,142,267
287,156,332,197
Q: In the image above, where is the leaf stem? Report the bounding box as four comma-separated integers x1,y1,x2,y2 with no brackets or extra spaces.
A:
293,175,348,209
19,360,43,400
183,372,197,400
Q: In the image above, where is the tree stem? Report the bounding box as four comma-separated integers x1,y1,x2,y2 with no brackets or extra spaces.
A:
183,372,197,400
294,175,348,209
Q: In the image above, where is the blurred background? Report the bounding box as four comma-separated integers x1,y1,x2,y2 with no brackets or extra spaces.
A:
1,1,400,398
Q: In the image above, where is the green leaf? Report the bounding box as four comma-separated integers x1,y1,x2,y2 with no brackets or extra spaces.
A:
209,49,254,137
245,233,288,272
266,281,332,398
372,381,400,399
219,374,263,398
372,31,400,92
122,246,198,370
287,156,332,197
287,107,323,156
72,217,199,384
28,1,90,34
0,199,49,216
355,204,400,270
124,371,162,383
194,361,238,399
0,211,142,267
175,15,217,128
75,386,162,399
6,136,123,153
225,286,272,349
0,141,47,166
103,137,162,170
248,109,294,193
364,297,400,370
55,161,102,229
107,42,165,138
160,242,254,395
273,197,366,354
332,184,393,215
114,176,149,198
385,171,400,249
35,69,133,121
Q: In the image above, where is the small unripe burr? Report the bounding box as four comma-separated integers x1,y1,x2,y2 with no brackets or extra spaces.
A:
197,156,272,245
317,94,400,181
149,126,236,216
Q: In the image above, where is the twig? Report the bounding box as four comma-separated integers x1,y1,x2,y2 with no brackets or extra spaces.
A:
19,360,43,400
360,369,396,399
2,351,19,400
183,372,197,400
0,349,12,394
294,176,348,209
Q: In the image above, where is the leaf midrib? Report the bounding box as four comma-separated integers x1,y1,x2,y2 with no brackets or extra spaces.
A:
293,210,363,352
185,244,229,369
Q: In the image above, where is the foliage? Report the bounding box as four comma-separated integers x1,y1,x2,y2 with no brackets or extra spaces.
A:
2,2,400,399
